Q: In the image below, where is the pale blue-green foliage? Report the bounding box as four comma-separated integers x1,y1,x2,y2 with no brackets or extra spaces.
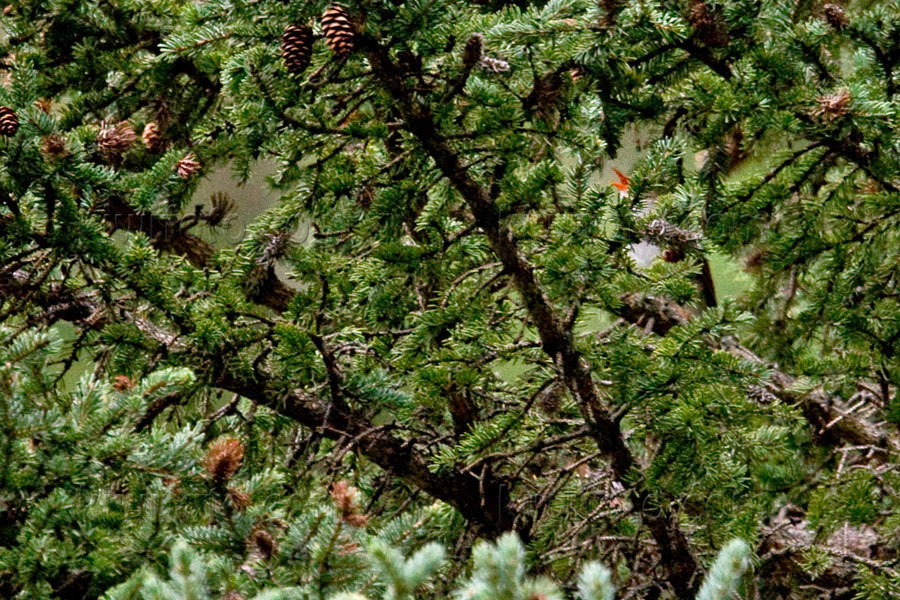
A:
461,533,529,600
695,539,751,600
368,539,446,600
106,527,749,600
105,540,304,600
452,534,557,600
577,563,615,600
141,540,211,600
458,535,751,600
340,533,751,600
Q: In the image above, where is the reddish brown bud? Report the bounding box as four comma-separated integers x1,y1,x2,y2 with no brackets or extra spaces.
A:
175,152,201,179
227,487,252,511
112,375,135,392
330,480,369,528
204,438,244,483
33,98,51,113
663,247,685,263
812,88,852,121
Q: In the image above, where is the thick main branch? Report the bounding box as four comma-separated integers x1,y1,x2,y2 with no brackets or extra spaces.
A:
362,39,699,596
0,273,522,539
215,371,521,538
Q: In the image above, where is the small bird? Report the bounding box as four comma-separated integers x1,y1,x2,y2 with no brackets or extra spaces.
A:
613,168,661,268
612,168,630,194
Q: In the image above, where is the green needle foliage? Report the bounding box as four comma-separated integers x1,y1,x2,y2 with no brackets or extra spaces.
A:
0,0,899,598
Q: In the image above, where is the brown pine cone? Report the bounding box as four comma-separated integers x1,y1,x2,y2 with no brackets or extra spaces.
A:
321,5,356,58
142,122,163,152
97,120,136,154
175,152,201,179
281,24,313,74
0,106,18,136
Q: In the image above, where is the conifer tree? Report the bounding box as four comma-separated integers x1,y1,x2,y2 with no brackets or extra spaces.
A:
1,0,899,599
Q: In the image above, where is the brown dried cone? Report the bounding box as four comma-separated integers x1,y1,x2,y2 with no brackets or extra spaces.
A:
111,375,135,392
206,192,236,227
33,98,51,113
248,529,277,560
41,133,68,159
175,152,201,179
688,0,729,47
142,122,163,152
281,24,313,74
204,438,244,484
823,3,849,30
97,120,136,154
0,105,18,136
812,88,852,121
321,5,356,58
330,480,369,527
227,487,252,511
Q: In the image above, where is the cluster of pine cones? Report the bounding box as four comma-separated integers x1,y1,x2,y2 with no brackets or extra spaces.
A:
280,4,356,75
94,119,199,177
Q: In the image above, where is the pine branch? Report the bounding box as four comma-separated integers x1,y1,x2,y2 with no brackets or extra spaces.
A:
103,196,295,312
618,293,900,455
215,369,522,538
361,35,700,597
0,265,524,539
